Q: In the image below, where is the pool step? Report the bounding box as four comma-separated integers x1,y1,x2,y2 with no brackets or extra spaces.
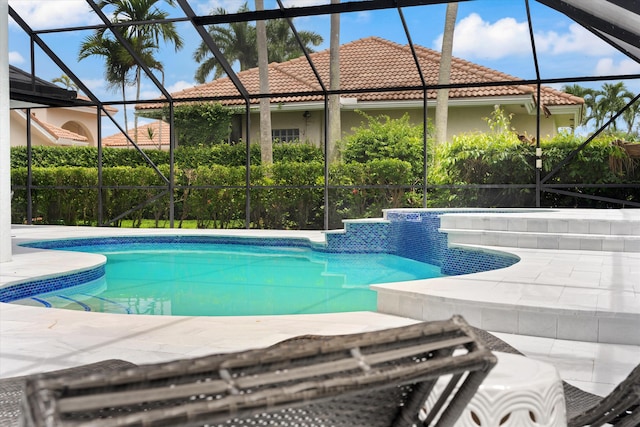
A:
10,294,131,314
375,210,640,345
439,213,640,252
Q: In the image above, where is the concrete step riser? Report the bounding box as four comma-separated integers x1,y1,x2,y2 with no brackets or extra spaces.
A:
440,217,640,236
442,229,640,252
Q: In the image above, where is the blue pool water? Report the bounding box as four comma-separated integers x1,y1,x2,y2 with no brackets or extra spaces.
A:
9,240,443,316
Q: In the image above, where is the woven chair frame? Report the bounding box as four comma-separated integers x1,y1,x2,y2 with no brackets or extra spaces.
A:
0,360,137,427
470,327,639,427
20,316,496,427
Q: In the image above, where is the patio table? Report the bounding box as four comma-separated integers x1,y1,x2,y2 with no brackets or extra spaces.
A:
424,351,567,426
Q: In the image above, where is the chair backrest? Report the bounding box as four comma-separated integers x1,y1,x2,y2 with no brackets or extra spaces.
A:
20,315,496,427
568,362,640,427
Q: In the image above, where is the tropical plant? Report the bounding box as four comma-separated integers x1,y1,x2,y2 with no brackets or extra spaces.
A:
51,74,79,91
193,2,323,83
265,18,323,64
564,82,638,135
596,82,634,131
80,0,183,140
622,99,640,136
167,103,236,147
340,112,428,182
563,83,597,128
79,33,138,131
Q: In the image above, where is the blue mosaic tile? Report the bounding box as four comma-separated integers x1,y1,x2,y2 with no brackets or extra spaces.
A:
0,266,105,303
22,235,323,250
441,247,519,276
325,222,391,253
12,210,522,303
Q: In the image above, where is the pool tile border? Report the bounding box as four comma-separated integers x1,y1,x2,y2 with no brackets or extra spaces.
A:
0,265,105,303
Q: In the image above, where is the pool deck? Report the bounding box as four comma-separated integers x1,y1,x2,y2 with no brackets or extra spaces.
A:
1,214,639,398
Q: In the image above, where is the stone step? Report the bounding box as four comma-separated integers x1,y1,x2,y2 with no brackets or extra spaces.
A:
440,214,640,236
440,228,640,252
375,209,640,345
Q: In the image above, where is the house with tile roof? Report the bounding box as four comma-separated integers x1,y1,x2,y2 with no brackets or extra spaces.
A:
130,37,583,149
10,98,118,148
102,120,170,149
10,66,117,148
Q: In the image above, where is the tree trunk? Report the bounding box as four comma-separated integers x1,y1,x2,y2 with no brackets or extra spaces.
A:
435,2,458,145
121,82,130,147
256,0,272,165
327,0,341,163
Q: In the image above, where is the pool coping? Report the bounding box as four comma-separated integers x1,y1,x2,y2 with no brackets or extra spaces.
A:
3,218,639,345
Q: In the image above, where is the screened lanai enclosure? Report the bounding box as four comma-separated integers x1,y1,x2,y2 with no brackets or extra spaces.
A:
6,0,640,230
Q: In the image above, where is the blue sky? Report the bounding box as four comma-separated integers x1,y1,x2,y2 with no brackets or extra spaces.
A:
7,0,640,136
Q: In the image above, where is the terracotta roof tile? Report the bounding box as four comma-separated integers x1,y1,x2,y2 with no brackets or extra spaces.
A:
30,114,88,142
103,120,170,148
138,36,582,110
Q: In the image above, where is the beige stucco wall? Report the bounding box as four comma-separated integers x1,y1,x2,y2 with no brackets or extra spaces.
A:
240,103,571,148
9,110,55,147
32,106,99,145
10,106,102,147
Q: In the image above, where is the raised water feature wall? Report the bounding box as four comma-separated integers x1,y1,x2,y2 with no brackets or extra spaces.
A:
325,209,519,275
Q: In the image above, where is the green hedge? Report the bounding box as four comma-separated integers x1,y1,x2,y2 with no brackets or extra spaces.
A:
428,132,639,208
10,158,415,229
10,110,640,228
10,143,323,169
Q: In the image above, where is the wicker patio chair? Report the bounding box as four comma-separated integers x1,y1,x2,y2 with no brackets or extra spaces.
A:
471,327,640,427
20,315,496,427
0,359,137,427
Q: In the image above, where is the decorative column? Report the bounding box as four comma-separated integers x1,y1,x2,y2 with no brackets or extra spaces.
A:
0,0,12,263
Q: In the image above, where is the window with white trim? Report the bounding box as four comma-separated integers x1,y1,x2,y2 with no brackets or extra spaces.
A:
272,128,300,142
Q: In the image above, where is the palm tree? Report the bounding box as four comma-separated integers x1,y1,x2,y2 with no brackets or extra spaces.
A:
255,0,272,165
96,0,183,141
266,19,323,63
193,2,323,83
435,2,458,145
327,0,341,163
563,83,597,129
52,74,79,91
79,32,137,132
622,97,639,136
193,4,257,83
596,82,634,132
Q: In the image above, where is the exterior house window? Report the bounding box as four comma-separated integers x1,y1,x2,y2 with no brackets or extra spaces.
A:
272,128,299,142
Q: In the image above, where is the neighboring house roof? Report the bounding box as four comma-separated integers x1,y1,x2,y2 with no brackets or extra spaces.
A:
103,120,170,148
137,36,583,111
13,110,88,146
9,65,84,109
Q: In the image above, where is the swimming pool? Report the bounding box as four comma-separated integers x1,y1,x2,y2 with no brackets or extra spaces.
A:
6,237,443,316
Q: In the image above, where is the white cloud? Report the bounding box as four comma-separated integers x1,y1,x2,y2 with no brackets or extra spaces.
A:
196,0,245,14
354,11,371,24
81,78,107,92
9,51,24,65
435,14,619,61
8,0,98,29
534,23,615,56
595,57,640,76
138,79,194,99
434,13,531,60
282,0,326,6
167,80,196,93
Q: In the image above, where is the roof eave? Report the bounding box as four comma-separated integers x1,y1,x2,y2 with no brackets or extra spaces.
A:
262,95,538,112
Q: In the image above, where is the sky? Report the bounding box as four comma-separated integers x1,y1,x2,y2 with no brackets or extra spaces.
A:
7,0,640,136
